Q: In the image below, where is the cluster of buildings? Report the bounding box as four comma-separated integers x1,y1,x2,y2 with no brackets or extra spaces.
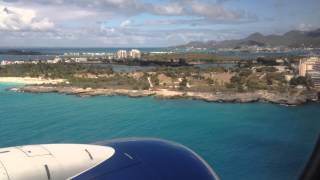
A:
299,57,320,87
62,49,142,60
116,49,141,59
0,49,143,66
1,60,39,66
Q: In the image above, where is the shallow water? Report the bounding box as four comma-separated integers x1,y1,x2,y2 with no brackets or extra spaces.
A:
0,83,319,180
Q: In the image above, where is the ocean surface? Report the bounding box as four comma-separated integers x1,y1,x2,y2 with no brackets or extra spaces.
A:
0,83,319,180
1,47,319,61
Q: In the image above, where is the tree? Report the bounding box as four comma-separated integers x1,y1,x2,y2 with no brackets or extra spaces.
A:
239,69,252,77
266,74,273,85
290,76,313,87
151,74,159,86
256,57,277,66
230,76,241,84
179,77,188,90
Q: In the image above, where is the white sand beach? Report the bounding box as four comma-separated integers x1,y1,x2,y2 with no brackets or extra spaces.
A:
0,77,66,85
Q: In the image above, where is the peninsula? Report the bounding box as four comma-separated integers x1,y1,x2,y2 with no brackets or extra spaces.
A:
1,57,319,105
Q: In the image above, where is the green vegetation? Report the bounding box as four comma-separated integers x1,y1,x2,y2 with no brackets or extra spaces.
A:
154,66,200,78
142,53,235,63
68,75,149,90
226,68,289,92
0,63,113,79
256,66,277,73
0,62,311,94
239,69,252,77
0,63,152,90
152,66,228,79
289,76,313,87
150,74,160,86
179,77,188,90
256,57,278,66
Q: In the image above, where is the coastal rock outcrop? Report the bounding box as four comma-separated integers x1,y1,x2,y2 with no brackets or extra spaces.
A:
12,86,319,106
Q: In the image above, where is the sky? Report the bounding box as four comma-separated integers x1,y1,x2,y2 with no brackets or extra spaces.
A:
0,0,319,47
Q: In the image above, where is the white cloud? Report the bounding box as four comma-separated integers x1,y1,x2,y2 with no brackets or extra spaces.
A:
3,0,247,21
296,23,315,31
0,5,54,31
190,1,242,20
37,7,98,21
120,19,132,28
152,3,184,16
0,0,258,47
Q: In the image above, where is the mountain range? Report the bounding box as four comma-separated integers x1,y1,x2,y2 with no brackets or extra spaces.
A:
176,28,320,49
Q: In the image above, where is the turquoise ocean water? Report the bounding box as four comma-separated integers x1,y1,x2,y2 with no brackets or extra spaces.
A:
0,83,320,180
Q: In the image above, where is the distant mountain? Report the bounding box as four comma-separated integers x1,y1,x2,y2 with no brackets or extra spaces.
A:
177,28,320,49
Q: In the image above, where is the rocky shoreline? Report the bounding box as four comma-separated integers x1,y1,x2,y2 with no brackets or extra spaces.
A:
10,85,320,106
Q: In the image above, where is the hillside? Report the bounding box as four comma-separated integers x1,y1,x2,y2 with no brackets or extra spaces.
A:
177,28,320,49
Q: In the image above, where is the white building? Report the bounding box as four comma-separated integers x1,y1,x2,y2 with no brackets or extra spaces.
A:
47,57,62,64
106,53,115,60
31,60,39,64
276,58,285,64
116,50,128,59
74,57,88,63
129,49,141,59
64,52,80,56
299,57,320,87
285,75,294,82
299,57,320,76
1,60,7,66
274,66,288,72
13,61,24,64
